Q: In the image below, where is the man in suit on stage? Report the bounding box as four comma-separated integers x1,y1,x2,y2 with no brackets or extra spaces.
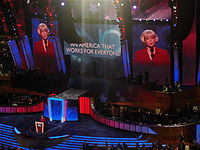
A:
33,23,58,75
133,29,170,84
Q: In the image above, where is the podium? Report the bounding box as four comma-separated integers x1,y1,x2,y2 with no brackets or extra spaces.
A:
35,121,44,133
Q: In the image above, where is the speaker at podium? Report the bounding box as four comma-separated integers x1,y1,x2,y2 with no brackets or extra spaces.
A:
35,121,44,133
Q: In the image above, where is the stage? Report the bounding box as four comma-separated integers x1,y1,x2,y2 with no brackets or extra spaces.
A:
0,113,144,149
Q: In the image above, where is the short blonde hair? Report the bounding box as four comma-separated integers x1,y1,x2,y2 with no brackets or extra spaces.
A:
140,29,159,44
37,23,49,35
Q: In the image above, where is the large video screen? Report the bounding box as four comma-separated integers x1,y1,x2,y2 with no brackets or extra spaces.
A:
64,23,124,79
64,23,121,58
31,18,66,75
132,22,171,84
130,0,171,20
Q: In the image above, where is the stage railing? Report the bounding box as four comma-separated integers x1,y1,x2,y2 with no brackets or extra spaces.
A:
0,101,44,113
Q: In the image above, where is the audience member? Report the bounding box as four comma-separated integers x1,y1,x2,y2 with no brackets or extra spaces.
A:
191,138,198,150
122,142,128,150
178,131,185,145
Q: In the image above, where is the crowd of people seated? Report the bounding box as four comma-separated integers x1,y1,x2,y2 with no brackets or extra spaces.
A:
162,80,181,93
81,138,199,150
0,93,45,106
175,103,200,122
82,141,128,150
129,72,182,93
0,41,16,77
97,102,200,125
2,138,197,150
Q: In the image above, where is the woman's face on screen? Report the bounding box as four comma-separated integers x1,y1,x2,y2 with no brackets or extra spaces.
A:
144,34,156,48
40,27,48,40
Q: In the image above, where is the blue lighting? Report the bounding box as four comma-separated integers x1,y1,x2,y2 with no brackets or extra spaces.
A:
54,146,79,149
72,135,140,140
7,40,22,68
0,142,28,150
174,50,179,82
48,96,79,122
0,127,12,132
44,103,49,118
67,139,148,144
174,69,179,82
0,129,13,135
68,138,141,142
57,144,81,147
46,148,61,150
0,123,13,128
51,36,67,73
20,36,35,70
196,124,200,144
61,142,83,145
52,100,62,120
49,97,64,101
198,72,200,85
0,128,13,132
14,127,21,134
0,132,15,138
49,135,69,139
0,136,18,143
122,40,131,78
0,138,19,146
198,59,200,85
48,97,66,122
66,102,78,121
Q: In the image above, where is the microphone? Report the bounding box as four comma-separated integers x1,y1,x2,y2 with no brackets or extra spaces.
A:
150,47,154,59
44,40,48,51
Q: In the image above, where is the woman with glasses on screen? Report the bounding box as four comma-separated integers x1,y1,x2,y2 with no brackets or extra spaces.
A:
33,23,58,75
133,29,170,84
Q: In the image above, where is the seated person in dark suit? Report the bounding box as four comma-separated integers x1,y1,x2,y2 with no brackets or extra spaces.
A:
133,29,170,84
